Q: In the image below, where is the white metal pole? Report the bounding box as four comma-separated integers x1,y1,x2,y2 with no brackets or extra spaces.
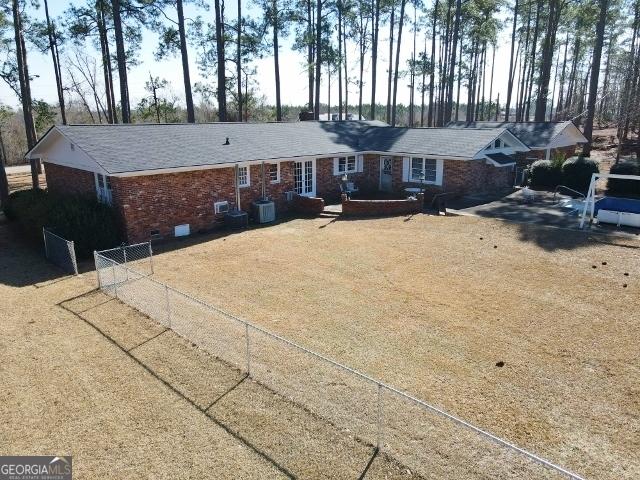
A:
148,242,154,274
245,323,251,377
376,383,384,451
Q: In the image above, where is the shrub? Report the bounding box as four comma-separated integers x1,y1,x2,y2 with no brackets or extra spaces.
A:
607,160,640,197
2,189,122,258
561,156,599,193
529,159,562,189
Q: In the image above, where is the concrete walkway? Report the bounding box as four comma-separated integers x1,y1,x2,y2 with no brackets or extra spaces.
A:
448,189,584,229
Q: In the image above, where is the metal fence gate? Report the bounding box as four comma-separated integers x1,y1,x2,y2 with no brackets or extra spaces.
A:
43,227,78,275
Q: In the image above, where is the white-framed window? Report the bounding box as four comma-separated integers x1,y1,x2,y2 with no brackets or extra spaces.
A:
267,163,280,183
411,157,437,183
237,165,250,187
338,156,357,174
94,172,112,205
494,138,502,149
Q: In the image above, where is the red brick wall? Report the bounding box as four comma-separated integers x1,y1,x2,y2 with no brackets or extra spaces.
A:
44,163,95,197
388,156,514,197
316,154,380,202
342,193,424,216
111,164,301,242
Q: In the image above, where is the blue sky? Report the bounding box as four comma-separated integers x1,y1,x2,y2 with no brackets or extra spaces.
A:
1,0,516,114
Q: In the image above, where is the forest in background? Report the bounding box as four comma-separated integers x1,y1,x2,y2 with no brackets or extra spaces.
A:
0,0,638,177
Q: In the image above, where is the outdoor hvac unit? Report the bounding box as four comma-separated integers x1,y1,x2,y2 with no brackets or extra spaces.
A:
252,200,276,224
214,201,230,214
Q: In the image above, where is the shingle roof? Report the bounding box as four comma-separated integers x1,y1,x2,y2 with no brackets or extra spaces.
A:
363,127,511,158
42,121,512,174
486,152,516,165
447,121,580,148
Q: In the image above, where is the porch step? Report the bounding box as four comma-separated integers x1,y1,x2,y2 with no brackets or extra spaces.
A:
323,204,343,215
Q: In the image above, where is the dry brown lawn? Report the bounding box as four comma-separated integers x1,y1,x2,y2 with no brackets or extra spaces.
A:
0,220,414,479
148,214,640,480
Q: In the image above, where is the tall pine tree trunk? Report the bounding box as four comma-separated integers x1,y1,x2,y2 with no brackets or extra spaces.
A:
307,0,314,111
236,0,242,121
43,0,66,125
386,3,395,124
391,0,406,126
427,0,438,126
177,0,195,122
444,0,461,124
97,2,115,123
555,33,569,120
215,0,227,121
314,0,322,119
274,7,283,121
370,0,380,120
338,1,343,120
504,0,518,121
534,0,562,121
112,0,131,123
582,0,608,156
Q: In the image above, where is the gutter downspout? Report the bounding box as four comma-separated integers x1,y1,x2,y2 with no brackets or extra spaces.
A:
235,164,241,211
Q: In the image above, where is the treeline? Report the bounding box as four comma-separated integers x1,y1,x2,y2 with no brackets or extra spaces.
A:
1,0,639,196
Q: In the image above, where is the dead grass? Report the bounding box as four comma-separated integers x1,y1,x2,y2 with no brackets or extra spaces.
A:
0,221,416,479
6,172,46,193
148,214,640,480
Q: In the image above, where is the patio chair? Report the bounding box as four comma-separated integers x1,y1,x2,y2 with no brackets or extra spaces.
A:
339,181,359,198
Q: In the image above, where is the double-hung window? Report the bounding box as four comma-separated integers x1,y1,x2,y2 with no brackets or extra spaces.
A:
267,163,280,183
237,165,250,187
95,173,112,205
338,156,357,174
411,157,438,183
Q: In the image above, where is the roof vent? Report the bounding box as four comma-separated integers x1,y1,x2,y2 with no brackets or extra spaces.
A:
224,137,230,145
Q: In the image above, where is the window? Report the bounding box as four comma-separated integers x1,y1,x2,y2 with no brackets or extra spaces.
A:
95,173,112,205
411,158,437,183
237,165,249,187
338,156,357,174
494,139,502,149
267,163,280,183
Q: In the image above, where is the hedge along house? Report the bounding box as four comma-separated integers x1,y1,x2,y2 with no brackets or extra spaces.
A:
26,121,529,243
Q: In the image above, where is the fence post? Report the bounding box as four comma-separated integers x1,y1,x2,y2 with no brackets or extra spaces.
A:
43,227,49,259
112,262,118,298
94,251,102,289
70,240,78,275
148,242,154,274
165,285,171,328
123,247,129,281
376,383,384,451
245,323,251,377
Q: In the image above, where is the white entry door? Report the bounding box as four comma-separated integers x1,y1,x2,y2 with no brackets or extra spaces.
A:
294,159,316,196
380,156,393,192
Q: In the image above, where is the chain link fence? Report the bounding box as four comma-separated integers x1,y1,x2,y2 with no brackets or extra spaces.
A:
43,228,78,275
93,245,585,480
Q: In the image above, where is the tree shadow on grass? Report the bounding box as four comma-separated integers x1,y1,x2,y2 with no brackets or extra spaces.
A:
58,289,411,480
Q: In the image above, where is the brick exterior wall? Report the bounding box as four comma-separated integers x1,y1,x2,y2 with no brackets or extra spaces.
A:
387,156,514,197
315,154,380,202
45,152,522,243
111,163,301,242
45,163,95,197
342,193,424,216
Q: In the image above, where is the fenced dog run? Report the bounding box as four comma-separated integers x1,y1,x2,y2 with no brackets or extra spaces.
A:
43,227,78,275
94,243,585,480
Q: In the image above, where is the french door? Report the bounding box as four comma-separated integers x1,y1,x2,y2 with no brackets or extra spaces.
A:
294,159,316,196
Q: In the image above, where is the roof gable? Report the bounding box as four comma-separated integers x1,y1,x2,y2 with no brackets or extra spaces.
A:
447,120,586,149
